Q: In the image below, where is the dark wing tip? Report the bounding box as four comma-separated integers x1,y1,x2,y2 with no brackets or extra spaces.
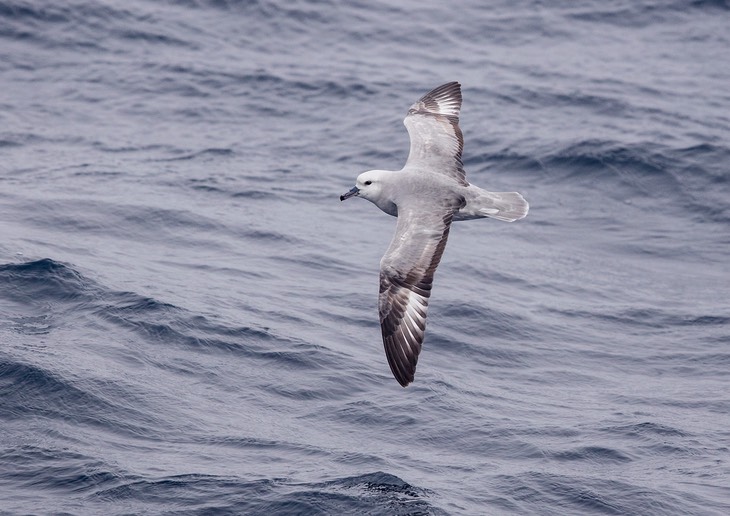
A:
416,81,462,116
380,278,430,388
422,81,461,99
383,333,417,387
396,374,412,388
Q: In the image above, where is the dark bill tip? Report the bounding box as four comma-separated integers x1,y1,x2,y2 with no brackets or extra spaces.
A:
340,186,359,201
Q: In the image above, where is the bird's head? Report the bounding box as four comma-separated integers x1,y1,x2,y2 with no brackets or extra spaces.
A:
340,170,387,203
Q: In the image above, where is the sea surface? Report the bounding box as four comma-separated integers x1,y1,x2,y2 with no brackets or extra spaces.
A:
1,1,729,514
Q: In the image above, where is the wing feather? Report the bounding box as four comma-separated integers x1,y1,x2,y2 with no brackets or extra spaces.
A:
403,82,468,186
378,198,464,386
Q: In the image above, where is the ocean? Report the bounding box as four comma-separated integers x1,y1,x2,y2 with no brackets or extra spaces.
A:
1,1,729,514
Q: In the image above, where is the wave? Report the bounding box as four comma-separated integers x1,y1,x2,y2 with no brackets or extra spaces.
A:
0,1,192,51
481,140,730,223
0,259,325,366
566,0,730,28
89,471,441,515
492,471,710,515
0,445,123,496
2,448,439,514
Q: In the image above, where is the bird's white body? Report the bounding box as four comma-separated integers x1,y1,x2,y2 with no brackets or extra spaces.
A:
354,168,528,222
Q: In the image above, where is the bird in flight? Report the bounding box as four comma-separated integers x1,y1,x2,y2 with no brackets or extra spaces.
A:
341,82,528,387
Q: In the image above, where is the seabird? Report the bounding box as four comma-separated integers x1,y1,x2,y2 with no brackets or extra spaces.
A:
341,82,528,387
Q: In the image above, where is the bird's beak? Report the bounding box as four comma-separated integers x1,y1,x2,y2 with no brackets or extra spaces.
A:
340,186,360,201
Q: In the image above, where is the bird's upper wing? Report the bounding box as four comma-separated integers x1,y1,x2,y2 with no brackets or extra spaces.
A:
403,82,468,186
378,195,465,387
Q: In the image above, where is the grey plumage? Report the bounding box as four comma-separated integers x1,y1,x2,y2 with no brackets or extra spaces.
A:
341,82,528,387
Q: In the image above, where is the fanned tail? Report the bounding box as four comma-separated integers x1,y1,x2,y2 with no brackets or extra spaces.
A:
479,191,529,222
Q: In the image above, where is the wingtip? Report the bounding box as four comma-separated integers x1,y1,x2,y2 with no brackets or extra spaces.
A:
426,81,461,99
396,376,412,388
389,359,415,388
383,336,417,387
429,81,461,92
414,81,462,118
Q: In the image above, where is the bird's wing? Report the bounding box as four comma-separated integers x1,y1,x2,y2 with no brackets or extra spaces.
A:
403,82,468,186
378,195,465,387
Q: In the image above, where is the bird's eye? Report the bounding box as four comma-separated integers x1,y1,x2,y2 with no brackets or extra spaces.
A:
364,180,372,186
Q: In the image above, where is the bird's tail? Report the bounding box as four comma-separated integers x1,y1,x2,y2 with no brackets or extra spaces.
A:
478,191,529,222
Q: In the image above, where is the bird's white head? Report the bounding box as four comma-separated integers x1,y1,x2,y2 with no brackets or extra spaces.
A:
340,170,387,202
340,170,397,215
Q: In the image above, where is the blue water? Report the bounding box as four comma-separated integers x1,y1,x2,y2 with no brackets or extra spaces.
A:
1,1,729,514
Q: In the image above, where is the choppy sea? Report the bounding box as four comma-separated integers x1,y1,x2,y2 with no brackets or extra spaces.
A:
1,1,729,514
